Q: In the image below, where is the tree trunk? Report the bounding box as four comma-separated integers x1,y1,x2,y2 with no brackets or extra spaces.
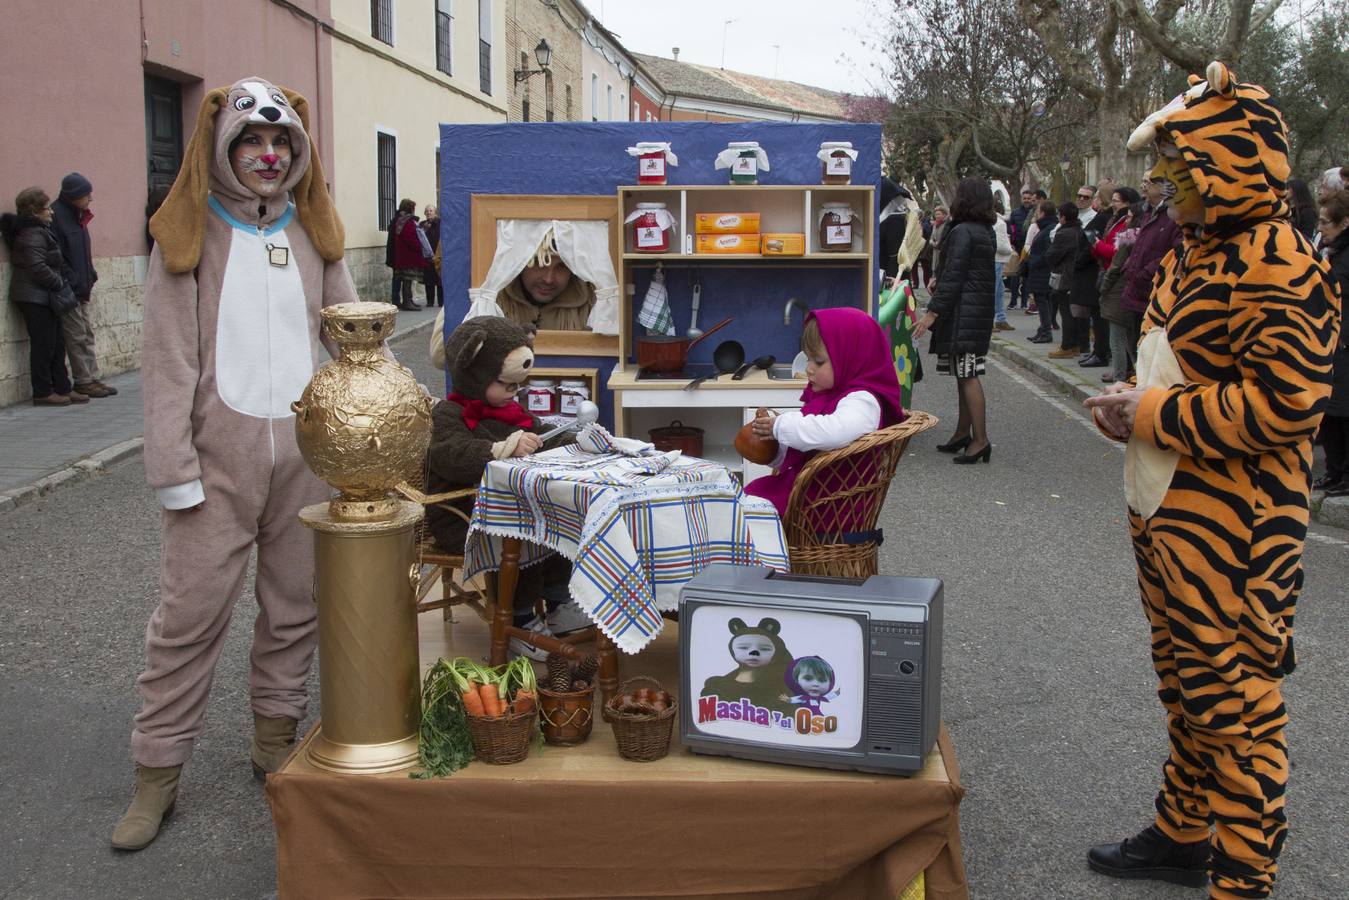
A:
1097,91,1146,187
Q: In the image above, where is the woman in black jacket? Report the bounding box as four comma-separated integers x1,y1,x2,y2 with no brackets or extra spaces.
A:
1023,200,1058,343
1314,189,1349,495
914,177,996,463
1045,203,1089,359
1,188,83,406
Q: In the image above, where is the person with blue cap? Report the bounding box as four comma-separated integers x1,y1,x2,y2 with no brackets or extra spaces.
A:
51,171,117,398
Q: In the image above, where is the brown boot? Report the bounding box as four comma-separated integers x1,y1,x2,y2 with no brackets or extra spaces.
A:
251,713,299,780
111,764,181,851
64,391,90,404
74,381,113,398
32,393,72,407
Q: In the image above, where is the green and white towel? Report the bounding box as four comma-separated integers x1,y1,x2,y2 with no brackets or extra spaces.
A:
637,269,675,336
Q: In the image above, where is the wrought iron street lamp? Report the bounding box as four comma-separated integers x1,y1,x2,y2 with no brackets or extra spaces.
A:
514,38,552,83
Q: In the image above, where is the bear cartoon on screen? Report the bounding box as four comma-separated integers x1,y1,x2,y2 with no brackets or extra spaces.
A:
700,617,795,715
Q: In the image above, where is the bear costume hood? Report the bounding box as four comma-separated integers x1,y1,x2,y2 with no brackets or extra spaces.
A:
1127,61,1290,238
444,316,536,401
149,76,344,274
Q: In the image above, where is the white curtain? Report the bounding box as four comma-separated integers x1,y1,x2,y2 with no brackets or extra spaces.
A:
464,218,621,336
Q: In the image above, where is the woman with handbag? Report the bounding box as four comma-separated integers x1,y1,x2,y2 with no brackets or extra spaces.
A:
1045,203,1089,360
1,187,85,406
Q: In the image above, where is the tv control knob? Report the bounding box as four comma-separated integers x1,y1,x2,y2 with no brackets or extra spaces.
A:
899,660,916,675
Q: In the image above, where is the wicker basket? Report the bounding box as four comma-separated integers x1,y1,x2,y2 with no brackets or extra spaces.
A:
602,676,678,762
465,708,538,764
539,684,595,745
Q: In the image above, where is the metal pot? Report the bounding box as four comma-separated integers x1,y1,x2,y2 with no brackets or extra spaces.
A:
635,317,732,372
648,420,704,456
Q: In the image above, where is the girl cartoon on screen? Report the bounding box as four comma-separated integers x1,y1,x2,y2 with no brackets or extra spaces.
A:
785,656,840,714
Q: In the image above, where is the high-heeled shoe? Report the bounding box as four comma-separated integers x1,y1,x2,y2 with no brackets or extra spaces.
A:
953,443,992,464
936,435,972,454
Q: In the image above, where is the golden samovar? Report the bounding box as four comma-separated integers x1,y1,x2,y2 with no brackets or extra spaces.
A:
292,302,435,774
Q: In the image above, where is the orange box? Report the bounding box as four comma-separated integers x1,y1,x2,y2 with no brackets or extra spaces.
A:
761,233,806,256
696,233,761,255
694,212,761,235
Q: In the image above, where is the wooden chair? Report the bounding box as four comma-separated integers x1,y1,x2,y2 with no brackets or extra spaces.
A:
781,411,938,578
396,483,617,694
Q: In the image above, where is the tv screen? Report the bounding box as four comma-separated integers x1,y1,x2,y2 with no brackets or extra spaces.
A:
686,602,866,751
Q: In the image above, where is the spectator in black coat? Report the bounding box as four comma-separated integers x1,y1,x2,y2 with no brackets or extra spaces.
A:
51,172,116,398
913,177,997,464
1006,186,1036,309
421,204,442,307
1046,203,1090,359
1314,189,1349,495
1023,201,1058,343
1,188,82,406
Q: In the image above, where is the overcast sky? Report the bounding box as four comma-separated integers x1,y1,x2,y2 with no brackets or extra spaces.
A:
591,0,891,97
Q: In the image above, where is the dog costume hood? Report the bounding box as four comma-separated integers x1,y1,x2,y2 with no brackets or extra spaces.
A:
1128,61,1290,237
149,76,344,273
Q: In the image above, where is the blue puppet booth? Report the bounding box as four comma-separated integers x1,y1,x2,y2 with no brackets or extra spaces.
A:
438,121,881,474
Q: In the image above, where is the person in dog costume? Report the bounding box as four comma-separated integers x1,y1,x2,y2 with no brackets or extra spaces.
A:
113,77,356,851
1085,63,1339,898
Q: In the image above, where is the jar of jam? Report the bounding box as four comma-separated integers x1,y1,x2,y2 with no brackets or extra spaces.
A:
715,141,769,185
626,202,675,253
526,378,558,415
559,378,590,416
818,141,857,185
628,141,678,185
818,202,858,253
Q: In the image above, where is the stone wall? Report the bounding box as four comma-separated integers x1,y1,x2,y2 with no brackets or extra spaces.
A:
0,254,147,406
1,248,398,407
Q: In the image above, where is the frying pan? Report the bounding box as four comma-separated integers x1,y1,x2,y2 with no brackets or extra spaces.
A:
731,355,776,380
636,316,732,373
683,340,745,391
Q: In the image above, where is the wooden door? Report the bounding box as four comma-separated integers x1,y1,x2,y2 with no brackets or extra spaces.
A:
144,76,183,195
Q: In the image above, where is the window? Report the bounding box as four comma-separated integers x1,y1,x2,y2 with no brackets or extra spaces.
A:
478,0,492,95
619,93,625,120
565,85,572,121
633,101,640,121
520,52,531,122
590,74,597,121
371,0,393,45
606,84,613,120
435,0,452,75
377,132,397,230
545,72,554,121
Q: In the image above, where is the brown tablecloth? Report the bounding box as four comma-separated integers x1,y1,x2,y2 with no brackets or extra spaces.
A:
267,616,967,900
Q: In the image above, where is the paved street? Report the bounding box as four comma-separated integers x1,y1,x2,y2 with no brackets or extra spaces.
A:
2,326,1346,899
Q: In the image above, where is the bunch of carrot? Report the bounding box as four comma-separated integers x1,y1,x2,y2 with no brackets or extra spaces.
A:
445,656,538,719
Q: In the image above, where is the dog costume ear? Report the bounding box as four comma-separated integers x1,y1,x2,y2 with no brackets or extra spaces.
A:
282,87,345,263
149,87,228,274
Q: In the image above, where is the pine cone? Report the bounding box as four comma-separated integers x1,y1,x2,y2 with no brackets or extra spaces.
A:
545,653,572,693
575,654,599,684
571,679,589,692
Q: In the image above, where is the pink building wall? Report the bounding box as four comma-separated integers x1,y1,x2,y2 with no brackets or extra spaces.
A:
0,0,333,258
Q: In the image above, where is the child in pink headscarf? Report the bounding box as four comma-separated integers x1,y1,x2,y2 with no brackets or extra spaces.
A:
745,307,907,516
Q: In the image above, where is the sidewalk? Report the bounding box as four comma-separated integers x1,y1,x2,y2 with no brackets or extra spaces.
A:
984,310,1349,531
0,304,441,513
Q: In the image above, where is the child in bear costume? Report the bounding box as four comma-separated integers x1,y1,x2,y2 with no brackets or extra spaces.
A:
700,617,796,716
426,315,586,656
114,77,356,851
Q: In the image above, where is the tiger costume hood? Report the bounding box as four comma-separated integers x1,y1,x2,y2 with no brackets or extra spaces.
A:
1128,61,1290,238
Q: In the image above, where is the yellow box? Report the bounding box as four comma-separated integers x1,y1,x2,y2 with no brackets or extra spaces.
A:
694,212,761,235
761,233,806,256
696,233,761,255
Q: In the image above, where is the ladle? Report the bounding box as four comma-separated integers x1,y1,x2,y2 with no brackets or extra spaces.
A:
684,340,745,391
687,280,703,340
731,354,776,380
538,400,600,441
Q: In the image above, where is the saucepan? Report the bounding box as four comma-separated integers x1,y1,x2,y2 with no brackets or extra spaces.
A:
636,317,733,373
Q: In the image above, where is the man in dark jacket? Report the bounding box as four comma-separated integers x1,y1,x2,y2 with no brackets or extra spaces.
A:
1075,185,1113,367
51,172,117,398
1120,177,1183,351
1006,186,1036,309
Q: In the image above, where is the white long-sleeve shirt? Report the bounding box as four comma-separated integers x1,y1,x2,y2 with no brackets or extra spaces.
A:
767,390,882,469
993,216,1014,263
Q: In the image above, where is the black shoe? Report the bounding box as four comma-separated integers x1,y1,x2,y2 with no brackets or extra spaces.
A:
1087,825,1209,888
1079,354,1110,368
935,435,972,454
1027,333,1053,344
1325,481,1349,497
952,443,991,464
1312,474,1344,491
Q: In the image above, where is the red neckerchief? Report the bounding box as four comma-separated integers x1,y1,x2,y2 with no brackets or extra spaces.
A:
78,208,94,227
447,393,533,431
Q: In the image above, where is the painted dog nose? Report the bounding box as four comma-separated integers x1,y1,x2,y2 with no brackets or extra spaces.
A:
258,106,281,122
260,154,280,166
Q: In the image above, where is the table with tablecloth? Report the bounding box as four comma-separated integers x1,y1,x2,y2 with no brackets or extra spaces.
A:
463,445,790,654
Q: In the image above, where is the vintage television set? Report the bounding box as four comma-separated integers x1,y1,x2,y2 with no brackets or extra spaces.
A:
678,565,942,775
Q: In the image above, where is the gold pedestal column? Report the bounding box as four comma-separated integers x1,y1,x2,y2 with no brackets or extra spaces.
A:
299,499,424,774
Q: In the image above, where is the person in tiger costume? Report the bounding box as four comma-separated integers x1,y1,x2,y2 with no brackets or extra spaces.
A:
1084,62,1340,898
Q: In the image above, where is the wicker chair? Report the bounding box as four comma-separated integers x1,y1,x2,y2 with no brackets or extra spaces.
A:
781,411,938,578
396,484,491,619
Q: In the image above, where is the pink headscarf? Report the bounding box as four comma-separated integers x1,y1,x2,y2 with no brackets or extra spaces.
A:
746,307,906,516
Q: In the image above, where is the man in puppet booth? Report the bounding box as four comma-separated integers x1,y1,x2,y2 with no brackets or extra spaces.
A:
1084,62,1339,899
498,232,595,331
114,77,357,851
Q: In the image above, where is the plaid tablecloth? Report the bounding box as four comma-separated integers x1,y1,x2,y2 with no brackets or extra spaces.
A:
464,446,789,653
